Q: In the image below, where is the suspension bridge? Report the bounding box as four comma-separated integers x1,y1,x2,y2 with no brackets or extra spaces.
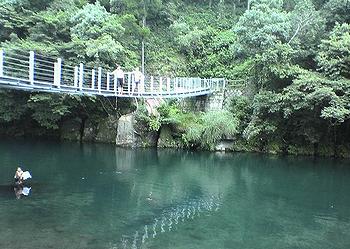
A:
0,50,226,98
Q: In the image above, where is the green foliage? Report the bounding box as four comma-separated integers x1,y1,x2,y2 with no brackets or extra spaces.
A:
27,94,71,129
317,23,350,79
288,0,325,59
201,110,239,148
70,2,119,40
230,95,251,131
170,22,205,54
0,91,28,122
28,10,72,43
243,117,278,143
233,0,292,57
241,91,281,148
183,122,203,146
0,4,32,42
183,110,239,150
282,71,350,125
134,104,161,132
322,0,350,27
0,90,109,132
253,42,301,88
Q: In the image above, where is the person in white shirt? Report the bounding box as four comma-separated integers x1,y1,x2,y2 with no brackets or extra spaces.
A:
14,167,24,185
112,64,124,93
14,167,32,186
133,67,143,93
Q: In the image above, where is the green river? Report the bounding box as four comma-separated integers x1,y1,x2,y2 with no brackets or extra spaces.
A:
0,139,349,249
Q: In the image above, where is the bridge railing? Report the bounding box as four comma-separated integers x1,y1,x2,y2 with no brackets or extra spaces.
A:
0,49,226,97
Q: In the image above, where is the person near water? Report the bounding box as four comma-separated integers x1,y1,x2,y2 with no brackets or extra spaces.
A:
14,167,24,185
112,64,124,94
14,167,32,186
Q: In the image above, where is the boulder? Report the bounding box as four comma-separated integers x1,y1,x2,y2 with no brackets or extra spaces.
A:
116,114,135,146
82,120,98,142
60,119,82,141
158,125,179,148
95,116,118,143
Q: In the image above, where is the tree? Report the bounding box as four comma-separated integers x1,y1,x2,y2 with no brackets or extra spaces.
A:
322,0,350,28
0,90,28,122
233,0,292,57
281,71,350,154
317,23,350,79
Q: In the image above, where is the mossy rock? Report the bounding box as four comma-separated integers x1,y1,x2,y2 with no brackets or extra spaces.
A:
136,131,159,147
287,144,314,156
116,114,135,146
83,119,98,142
337,144,350,158
158,125,180,148
60,119,82,141
267,142,283,154
96,116,118,143
317,144,334,157
231,139,257,152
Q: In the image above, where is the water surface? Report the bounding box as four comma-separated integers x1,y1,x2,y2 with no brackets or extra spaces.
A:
0,139,350,249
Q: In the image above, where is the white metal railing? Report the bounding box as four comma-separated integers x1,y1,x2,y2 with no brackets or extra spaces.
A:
0,49,226,98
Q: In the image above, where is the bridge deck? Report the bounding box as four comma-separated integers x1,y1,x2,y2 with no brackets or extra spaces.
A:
0,76,212,98
0,50,225,98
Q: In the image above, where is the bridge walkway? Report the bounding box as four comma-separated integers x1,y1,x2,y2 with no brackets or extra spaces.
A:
0,50,225,98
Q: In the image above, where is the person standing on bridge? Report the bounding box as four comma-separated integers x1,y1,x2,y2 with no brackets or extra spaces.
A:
132,67,144,94
112,64,124,94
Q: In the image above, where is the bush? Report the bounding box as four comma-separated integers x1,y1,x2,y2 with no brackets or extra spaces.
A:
183,110,239,150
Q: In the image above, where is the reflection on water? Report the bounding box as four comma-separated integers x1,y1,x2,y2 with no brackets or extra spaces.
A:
14,185,31,199
120,195,222,249
0,140,350,249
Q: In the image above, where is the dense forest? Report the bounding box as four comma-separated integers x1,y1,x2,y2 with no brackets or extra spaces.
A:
0,0,350,157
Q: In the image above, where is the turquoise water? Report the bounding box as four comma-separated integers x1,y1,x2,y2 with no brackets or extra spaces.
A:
0,139,350,249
